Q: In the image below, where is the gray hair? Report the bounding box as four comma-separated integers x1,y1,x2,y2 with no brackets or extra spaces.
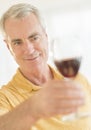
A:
0,3,46,36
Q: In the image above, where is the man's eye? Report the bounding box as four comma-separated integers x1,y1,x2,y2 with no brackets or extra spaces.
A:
34,36,39,40
33,36,39,40
13,41,22,45
31,35,41,42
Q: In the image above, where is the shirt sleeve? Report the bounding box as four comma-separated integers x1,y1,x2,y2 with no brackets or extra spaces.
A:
76,73,91,92
0,91,11,115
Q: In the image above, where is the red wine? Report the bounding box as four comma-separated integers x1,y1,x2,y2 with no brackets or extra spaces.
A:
54,57,81,78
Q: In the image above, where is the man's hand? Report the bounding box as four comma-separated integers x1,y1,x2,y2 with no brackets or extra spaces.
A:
0,80,85,130
29,80,85,119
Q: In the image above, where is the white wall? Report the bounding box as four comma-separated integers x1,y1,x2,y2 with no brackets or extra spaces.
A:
0,0,91,87
0,35,18,86
47,9,91,84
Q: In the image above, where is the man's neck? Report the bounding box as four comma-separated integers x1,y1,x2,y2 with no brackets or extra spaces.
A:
19,65,53,86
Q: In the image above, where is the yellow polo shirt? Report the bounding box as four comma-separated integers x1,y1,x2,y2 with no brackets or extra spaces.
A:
0,67,91,130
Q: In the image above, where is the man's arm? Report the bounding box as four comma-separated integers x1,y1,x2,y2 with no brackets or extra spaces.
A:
0,80,84,130
0,98,38,130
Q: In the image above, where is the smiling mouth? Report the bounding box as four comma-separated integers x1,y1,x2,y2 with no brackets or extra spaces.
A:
24,52,40,61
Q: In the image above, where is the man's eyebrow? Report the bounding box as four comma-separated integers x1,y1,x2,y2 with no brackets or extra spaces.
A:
28,33,40,39
11,39,21,43
11,33,40,42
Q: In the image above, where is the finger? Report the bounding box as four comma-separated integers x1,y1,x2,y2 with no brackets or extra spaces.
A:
50,99,85,109
49,107,78,116
53,90,85,99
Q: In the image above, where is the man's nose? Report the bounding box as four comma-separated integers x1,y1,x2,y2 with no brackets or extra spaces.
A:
23,40,34,53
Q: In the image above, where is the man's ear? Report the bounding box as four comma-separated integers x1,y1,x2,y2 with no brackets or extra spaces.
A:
4,40,13,56
3,39,13,55
4,39,10,50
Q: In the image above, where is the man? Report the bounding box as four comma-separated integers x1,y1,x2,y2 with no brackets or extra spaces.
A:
0,3,91,130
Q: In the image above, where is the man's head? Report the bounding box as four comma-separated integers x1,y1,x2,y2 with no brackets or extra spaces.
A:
0,3,49,74
0,3,46,36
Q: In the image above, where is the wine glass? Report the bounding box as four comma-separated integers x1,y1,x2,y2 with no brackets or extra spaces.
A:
52,37,91,121
52,37,82,79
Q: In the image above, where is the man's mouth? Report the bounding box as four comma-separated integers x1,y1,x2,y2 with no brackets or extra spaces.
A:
24,52,40,61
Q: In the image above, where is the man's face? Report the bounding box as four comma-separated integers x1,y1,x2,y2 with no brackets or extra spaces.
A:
4,13,49,73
